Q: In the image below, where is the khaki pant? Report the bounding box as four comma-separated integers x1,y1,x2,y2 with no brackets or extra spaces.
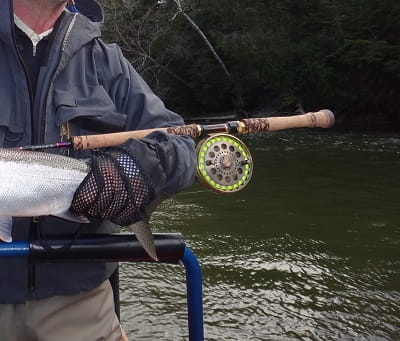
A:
0,280,124,341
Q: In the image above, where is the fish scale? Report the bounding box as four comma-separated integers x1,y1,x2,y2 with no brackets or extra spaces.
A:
0,148,158,260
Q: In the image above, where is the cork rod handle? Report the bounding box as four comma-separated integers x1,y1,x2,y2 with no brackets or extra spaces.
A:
241,109,335,134
70,110,335,150
71,127,169,150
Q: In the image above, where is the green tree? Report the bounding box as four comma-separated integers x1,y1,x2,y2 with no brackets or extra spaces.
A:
100,0,400,128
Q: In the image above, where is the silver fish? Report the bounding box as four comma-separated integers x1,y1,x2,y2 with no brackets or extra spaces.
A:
0,148,158,260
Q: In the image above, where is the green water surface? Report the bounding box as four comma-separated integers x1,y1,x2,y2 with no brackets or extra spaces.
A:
120,130,400,340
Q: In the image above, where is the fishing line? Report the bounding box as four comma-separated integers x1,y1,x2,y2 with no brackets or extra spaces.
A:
37,219,85,252
179,190,208,195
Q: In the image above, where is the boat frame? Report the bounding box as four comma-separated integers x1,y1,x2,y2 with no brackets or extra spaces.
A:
0,233,204,341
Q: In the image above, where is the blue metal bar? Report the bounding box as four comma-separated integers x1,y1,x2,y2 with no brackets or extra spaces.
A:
0,237,204,340
0,242,29,257
181,247,204,341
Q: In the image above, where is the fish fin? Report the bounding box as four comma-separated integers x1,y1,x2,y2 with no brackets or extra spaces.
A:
0,216,13,242
127,220,158,261
126,193,172,261
53,211,90,224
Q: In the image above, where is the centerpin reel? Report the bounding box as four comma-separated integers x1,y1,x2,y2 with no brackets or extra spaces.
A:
195,134,253,193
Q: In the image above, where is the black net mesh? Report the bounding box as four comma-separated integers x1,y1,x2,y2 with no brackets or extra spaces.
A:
70,147,154,226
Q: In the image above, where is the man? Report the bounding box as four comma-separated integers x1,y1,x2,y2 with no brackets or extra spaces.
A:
0,0,196,339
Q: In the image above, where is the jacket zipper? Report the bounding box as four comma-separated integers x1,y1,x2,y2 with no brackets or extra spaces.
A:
62,13,78,52
39,13,78,145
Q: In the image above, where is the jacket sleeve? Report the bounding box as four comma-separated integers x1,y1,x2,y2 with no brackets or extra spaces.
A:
94,42,196,195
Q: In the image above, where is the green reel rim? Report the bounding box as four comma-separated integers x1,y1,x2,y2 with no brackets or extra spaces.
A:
195,134,253,193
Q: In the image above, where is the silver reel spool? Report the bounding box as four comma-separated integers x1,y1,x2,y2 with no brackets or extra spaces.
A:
195,134,253,193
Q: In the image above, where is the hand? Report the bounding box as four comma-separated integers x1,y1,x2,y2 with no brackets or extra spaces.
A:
70,147,153,226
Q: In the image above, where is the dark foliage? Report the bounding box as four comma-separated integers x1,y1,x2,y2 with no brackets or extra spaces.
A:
99,0,400,128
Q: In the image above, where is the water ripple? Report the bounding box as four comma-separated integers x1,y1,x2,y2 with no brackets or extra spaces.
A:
119,132,400,340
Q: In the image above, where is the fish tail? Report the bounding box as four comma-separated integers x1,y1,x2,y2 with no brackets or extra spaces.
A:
129,221,158,261
0,217,13,243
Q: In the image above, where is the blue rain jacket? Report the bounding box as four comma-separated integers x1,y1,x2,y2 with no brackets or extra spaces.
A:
0,0,196,303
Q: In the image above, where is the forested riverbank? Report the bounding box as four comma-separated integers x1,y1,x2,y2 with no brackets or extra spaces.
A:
99,0,400,130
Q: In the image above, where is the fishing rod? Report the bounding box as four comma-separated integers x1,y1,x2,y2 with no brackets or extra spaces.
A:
19,109,335,193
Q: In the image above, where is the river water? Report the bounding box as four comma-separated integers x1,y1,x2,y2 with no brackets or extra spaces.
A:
120,130,400,340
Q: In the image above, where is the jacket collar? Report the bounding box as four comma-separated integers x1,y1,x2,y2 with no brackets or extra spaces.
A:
59,10,101,63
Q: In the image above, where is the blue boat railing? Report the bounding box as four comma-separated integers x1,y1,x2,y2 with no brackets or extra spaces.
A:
0,233,204,341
